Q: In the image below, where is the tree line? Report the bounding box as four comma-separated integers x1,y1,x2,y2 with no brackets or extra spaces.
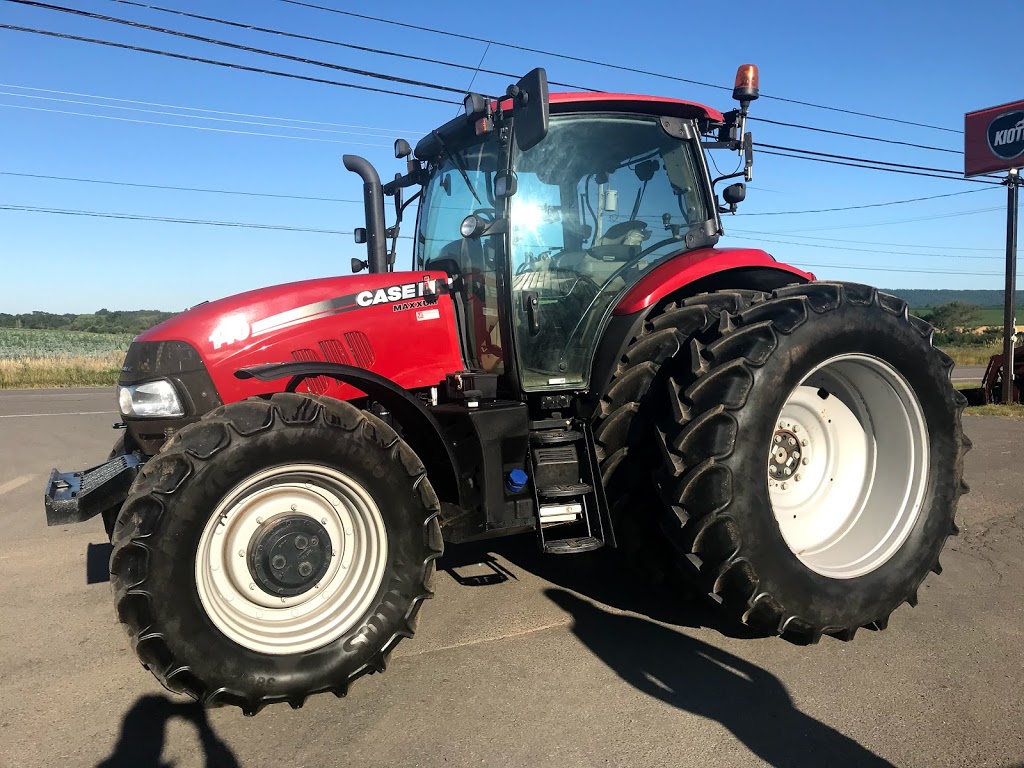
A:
0,309,177,335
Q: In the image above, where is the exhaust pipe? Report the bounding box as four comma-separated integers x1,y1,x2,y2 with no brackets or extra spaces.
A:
343,154,388,274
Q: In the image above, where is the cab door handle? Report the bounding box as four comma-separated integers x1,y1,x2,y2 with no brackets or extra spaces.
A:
522,291,540,336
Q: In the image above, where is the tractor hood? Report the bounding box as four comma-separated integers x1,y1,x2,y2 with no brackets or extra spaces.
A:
134,271,463,404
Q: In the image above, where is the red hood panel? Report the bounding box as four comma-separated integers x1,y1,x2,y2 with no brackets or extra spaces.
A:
141,272,463,402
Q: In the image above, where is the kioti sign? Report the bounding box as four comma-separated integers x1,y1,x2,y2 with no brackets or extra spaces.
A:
965,99,1024,177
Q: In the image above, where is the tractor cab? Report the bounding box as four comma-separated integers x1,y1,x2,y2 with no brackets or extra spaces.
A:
370,68,755,400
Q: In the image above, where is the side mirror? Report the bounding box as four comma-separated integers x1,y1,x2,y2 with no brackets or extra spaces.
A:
394,138,412,159
353,227,367,244
723,183,746,205
494,170,517,198
510,68,549,152
351,257,367,273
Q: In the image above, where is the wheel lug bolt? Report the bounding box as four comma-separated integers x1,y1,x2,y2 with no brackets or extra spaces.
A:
793,425,799,433
775,435,782,444
801,439,808,446
788,438,796,446
784,468,792,476
290,504,297,512
781,482,788,490
769,466,777,474
256,517,263,525
249,583,256,591
778,422,784,429
802,457,810,465
795,474,801,481
793,451,800,459
238,550,244,557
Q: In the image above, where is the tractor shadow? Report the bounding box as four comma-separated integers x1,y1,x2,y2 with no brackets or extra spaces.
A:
440,533,753,637
545,588,895,768
96,694,239,768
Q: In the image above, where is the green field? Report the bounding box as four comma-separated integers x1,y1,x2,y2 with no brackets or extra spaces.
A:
913,307,1006,326
0,328,131,388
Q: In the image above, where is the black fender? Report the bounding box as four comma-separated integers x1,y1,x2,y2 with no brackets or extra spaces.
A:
236,362,461,505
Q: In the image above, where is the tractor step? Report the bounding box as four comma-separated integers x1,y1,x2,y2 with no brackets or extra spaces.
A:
528,422,614,555
542,536,604,555
530,430,583,445
536,482,593,498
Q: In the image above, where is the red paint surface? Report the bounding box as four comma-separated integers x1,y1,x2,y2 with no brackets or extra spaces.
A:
613,247,814,315
139,272,464,402
494,92,725,123
965,99,1024,177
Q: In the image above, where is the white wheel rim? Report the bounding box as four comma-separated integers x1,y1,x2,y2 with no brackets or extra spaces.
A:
767,354,929,579
195,464,388,655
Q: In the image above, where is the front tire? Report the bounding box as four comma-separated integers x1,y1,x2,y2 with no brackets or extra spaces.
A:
651,283,968,642
109,393,443,714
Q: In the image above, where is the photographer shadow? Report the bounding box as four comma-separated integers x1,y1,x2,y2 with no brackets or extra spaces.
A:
96,694,239,768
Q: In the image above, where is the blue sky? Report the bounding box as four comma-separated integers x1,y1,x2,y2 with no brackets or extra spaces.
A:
0,0,1020,313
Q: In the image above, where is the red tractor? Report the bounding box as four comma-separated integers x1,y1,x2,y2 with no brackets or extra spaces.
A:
45,66,968,714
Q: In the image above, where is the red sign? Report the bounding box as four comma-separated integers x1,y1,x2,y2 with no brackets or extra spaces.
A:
965,99,1024,177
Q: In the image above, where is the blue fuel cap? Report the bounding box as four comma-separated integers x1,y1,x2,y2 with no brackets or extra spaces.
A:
506,468,528,494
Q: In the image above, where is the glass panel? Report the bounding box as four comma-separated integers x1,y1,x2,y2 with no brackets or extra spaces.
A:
510,114,709,390
416,140,506,373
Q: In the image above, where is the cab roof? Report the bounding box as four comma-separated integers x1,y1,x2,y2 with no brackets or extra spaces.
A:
548,92,725,123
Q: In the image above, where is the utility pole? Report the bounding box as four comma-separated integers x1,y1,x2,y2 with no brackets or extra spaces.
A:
1002,168,1020,404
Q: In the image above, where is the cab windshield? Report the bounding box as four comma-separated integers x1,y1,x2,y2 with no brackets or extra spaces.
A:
510,114,709,389
413,113,710,390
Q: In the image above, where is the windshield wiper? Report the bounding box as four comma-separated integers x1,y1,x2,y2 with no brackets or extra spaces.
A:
433,130,481,205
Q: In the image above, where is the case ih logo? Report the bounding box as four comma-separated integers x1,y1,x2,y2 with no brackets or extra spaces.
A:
987,111,1024,161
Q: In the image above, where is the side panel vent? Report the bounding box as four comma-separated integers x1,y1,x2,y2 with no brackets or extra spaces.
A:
319,338,351,366
291,348,329,394
344,331,375,369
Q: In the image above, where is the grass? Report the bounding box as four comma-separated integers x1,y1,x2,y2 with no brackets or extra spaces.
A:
0,328,130,388
937,343,1001,366
965,404,1024,417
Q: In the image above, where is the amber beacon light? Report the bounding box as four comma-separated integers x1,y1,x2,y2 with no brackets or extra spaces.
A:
732,64,760,106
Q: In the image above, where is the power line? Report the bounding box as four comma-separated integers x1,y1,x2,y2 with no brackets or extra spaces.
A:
0,102,390,145
748,117,959,155
753,206,1005,233
758,149,998,184
2,82,417,133
790,261,1001,276
0,89,414,139
0,203,995,275
0,171,363,203
758,143,973,176
277,0,963,135
0,24,461,105
729,225,1005,251
104,0,595,93
0,203,352,233
741,188,995,216
8,1,486,97
101,0,965,158
2,20,988,185
728,233,1004,261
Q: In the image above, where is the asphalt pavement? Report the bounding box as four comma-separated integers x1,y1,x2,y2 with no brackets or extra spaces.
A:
0,386,1022,768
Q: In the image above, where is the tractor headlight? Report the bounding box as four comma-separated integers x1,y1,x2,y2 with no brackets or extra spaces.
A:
118,380,185,418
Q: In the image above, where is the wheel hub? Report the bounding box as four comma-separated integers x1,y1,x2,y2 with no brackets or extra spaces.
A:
767,424,807,489
248,515,332,597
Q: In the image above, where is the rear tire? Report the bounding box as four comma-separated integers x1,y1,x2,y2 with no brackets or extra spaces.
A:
650,282,968,641
109,393,443,714
594,290,763,585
